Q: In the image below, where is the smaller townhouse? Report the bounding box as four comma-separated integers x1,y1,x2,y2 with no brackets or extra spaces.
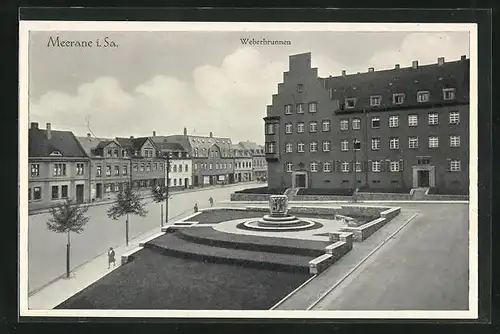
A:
151,135,192,190
76,134,132,202
238,141,268,181
116,136,165,192
28,122,90,211
232,143,253,182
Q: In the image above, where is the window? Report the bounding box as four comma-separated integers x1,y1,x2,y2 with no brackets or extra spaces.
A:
33,187,41,200
284,104,292,115
322,120,331,132
114,165,120,176
194,148,199,157
309,121,317,133
352,118,361,130
286,162,293,173
297,122,305,133
51,186,59,199
285,123,293,134
309,102,317,113
61,185,68,198
113,149,118,157
76,163,84,175
450,135,461,147
229,163,232,169
265,123,275,135
450,159,461,172
96,165,102,176
285,143,293,153
408,137,419,148
341,161,350,172
185,165,189,172
296,103,304,114
417,157,431,165
179,165,183,172
323,162,332,172
153,163,157,171
209,164,213,170
53,163,66,176
389,116,399,128
429,136,439,148
443,88,456,100
297,84,304,93
179,178,183,185
266,142,276,154
139,164,144,172
322,141,331,152
174,179,177,186
355,162,362,172
428,113,439,125
417,91,430,103
393,93,405,104
107,149,112,157
371,117,380,128
297,142,305,153
340,119,349,131
371,138,380,150
106,165,112,176
310,162,318,172
146,163,151,171
372,161,381,172
30,164,39,177
122,165,128,175
390,161,400,172
408,115,418,127
202,148,207,156
353,140,361,150
370,95,382,106
310,141,318,152
341,140,349,152
389,137,400,150
449,111,460,124
173,165,177,173
345,98,356,108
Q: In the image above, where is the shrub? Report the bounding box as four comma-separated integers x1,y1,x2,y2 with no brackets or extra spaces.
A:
297,188,354,196
234,187,286,194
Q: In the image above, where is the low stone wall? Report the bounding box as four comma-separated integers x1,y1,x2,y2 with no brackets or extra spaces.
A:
356,192,411,201
423,194,469,201
120,246,144,265
337,205,390,218
294,195,352,201
309,254,335,275
245,205,339,216
230,193,272,201
380,207,401,221
342,217,387,242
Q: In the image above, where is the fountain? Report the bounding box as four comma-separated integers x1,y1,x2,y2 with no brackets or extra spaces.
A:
242,195,318,231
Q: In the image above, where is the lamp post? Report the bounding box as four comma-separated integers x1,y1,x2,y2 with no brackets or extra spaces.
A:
353,139,360,202
164,155,170,226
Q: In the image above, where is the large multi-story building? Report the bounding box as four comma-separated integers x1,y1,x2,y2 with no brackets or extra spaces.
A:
28,122,90,211
115,136,165,191
151,134,192,190
238,141,267,181
76,134,132,202
232,143,253,182
264,52,469,193
167,128,235,186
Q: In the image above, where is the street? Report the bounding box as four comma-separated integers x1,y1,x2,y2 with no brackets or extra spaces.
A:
27,182,262,294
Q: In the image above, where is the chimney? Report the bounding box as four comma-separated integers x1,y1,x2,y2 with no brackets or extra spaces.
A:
461,55,467,60
130,136,134,139
437,57,445,65
368,67,374,72
153,130,156,137
183,127,187,136
341,70,346,76
209,131,213,138
87,133,91,140
412,60,419,69
395,64,400,69
46,123,51,140
30,122,38,130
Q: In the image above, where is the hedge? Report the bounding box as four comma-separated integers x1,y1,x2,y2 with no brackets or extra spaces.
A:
297,188,354,196
234,187,287,194
427,187,469,196
357,187,412,194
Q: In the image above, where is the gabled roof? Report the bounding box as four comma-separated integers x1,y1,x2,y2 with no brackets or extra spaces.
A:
29,126,88,158
75,136,122,157
150,136,188,152
325,58,469,112
187,135,233,151
115,137,155,151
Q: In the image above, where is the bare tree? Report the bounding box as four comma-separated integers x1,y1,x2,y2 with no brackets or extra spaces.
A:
151,184,171,227
107,184,147,246
46,199,89,278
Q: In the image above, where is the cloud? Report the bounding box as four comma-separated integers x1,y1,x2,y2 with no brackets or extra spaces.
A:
368,32,470,70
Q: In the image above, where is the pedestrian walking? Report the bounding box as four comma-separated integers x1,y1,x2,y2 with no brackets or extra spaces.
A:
108,247,116,269
209,196,214,207
194,203,198,213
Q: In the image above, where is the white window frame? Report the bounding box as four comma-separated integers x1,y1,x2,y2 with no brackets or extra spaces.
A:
341,161,350,173
341,140,349,152
309,122,317,133
352,118,361,130
355,162,362,172
284,104,292,115
429,136,439,148
372,161,381,172
296,103,304,114
286,162,293,173
323,162,332,172
345,98,356,109
449,111,460,124
285,142,293,153
428,113,439,125
443,88,456,100
297,142,305,153
450,135,461,148
310,162,318,172
408,137,419,149
322,140,331,152
266,123,275,134
389,115,399,128
390,161,400,172
297,122,305,133
371,116,381,128
340,119,349,131
408,114,418,127
308,102,317,113
417,90,430,103
371,138,380,150
392,93,405,105
353,140,361,151
310,141,318,152
389,137,400,150
450,159,461,172
322,120,331,132
285,123,293,134
370,95,381,106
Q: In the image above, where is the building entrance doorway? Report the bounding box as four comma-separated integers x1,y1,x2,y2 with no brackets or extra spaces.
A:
295,174,306,187
76,184,84,203
96,183,102,199
417,170,430,187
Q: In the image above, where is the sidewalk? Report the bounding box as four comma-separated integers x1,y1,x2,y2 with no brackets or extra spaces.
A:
29,181,262,216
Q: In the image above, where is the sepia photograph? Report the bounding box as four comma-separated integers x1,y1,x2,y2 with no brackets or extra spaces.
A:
19,20,478,319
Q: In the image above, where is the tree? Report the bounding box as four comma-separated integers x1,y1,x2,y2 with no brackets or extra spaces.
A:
151,184,171,227
107,184,147,246
46,199,89,278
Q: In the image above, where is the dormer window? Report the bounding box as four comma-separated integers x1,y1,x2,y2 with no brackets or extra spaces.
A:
393,93,405,105
345,98,356,109
417,91,430,103
49,150,62,156
443,88,456,100
370,95,382,106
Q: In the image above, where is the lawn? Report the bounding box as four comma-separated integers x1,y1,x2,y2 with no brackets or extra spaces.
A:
57,248,310,310
189,209,336,224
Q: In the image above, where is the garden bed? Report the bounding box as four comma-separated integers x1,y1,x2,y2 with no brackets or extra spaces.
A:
234,187,286,194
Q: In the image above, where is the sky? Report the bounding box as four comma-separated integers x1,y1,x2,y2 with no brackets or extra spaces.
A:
28,30,470,144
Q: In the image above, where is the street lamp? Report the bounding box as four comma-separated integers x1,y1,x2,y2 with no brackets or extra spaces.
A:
164,154,170,226
353,139,361,202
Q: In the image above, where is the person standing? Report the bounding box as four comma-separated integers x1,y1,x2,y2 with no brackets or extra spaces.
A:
209,196,214,207
108,247,116,269
194,203,198,213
